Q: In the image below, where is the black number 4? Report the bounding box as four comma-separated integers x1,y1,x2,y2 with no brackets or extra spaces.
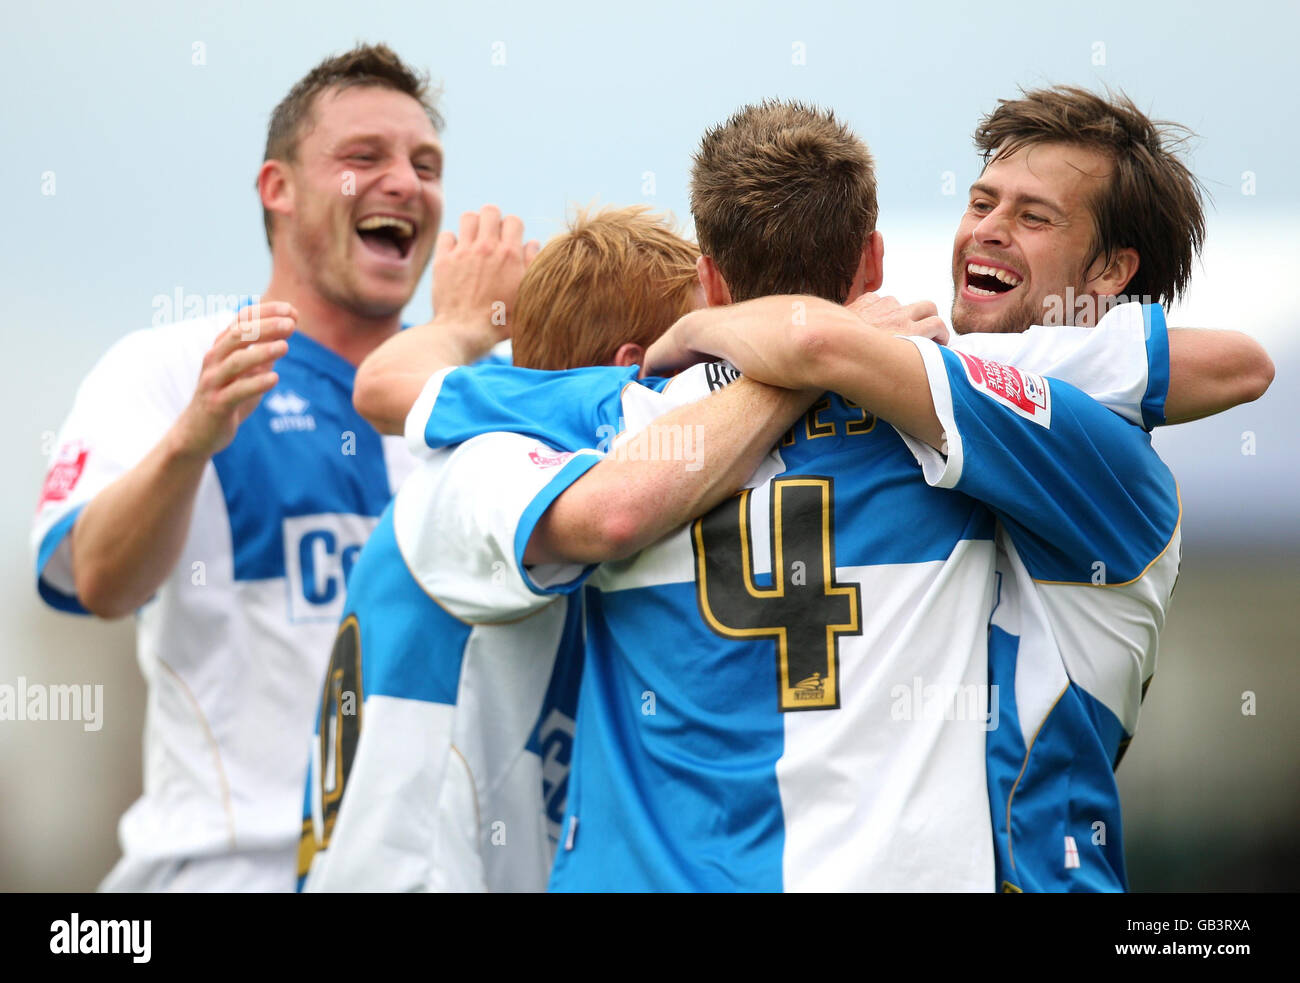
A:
692,477,862,712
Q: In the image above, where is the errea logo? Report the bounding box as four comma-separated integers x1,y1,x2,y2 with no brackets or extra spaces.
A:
266,389,316,433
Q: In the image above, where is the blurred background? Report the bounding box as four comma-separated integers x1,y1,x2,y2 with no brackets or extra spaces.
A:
1,0,1295,891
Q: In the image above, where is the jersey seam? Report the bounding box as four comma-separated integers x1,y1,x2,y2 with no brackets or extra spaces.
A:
157,658,237,850
1005,683,1069,877
446,742,483,887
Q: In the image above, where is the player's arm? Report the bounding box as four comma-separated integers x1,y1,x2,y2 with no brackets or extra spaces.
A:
68,304,295,618
1165,328,1273,423
646,294,951,448
353,206,538,435
524,378,817,565
649,295,1274,434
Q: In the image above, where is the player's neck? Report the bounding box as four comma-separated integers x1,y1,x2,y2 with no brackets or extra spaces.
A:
261,270,401,368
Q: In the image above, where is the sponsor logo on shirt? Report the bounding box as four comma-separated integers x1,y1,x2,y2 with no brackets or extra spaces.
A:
283,513,380,622
539,707,576,843
956,351,1051,427
38,440,89,508
266,389,317,433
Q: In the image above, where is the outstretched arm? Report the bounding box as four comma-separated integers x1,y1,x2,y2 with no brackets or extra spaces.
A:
1165,328,1274,423
649,296,1275,436
525,378,817,565
646,294,950,448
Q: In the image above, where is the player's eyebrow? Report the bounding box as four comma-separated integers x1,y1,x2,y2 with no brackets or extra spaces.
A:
969,182,1064,215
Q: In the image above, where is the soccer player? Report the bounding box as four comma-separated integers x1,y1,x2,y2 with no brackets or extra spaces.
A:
29,44,530,891
405,102,1195,891
297,206,819,891
945,87,1272,890
642,90,1273,891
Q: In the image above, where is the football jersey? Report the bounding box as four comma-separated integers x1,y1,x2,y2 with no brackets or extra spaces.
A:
927,305,1180,893
31,311,416,891
297,414,600,892
410,304,1179,892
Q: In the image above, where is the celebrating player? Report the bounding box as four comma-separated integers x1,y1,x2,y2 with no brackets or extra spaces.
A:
298,206,818,891
29,44,529,891
643,89,1273,891
402,101,1197,891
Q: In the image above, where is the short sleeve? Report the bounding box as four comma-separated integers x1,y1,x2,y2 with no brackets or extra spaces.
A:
31,322,209,612
392,432,606,621
898,336,1180,585
946,302,1169,430
405,363,640,454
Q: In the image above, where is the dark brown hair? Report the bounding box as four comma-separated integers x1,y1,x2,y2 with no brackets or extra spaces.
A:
259,43,442,245
690,100,878,303
975,85,1205,305
511,206,700,371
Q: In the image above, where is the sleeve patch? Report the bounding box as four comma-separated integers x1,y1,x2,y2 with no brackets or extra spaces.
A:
528,445,577,470
956,351,1052,427
37,441,89,508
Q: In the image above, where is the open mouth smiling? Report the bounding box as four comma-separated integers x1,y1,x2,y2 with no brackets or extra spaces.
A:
964,261,1023,298
356,214,417,261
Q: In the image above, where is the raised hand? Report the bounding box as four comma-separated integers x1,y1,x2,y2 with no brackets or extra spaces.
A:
431,205,539,344
174,302,297,459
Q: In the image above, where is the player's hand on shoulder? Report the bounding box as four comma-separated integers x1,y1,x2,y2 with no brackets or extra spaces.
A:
174,302,296,459
848,292,949,345
430,204,539,345
643,311,713,378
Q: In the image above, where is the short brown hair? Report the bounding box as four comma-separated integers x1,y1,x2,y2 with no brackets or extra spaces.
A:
259,43,442,246
690,100,878,303
510,206,700,371
974,85,1205,305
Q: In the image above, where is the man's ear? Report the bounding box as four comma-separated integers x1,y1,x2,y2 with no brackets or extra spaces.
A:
612,342,645,372
846,230,885,302
258,159,294,240
1088,246,1140,300
697,255,732,308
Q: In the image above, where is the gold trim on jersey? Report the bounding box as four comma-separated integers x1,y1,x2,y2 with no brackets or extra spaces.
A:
1031,483,1182,589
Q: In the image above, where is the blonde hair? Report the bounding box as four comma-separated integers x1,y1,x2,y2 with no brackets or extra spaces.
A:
510,205,700,371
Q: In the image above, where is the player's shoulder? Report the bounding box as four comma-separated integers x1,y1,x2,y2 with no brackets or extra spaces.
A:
95,310,234,376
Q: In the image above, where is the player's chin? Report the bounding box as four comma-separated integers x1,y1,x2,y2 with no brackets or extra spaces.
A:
348,279,415,319
952,299,1024,335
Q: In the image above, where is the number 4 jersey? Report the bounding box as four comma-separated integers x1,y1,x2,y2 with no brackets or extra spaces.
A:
411,302,1180,892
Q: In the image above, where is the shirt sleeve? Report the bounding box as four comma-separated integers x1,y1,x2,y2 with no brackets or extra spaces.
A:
945,302,1169,430
898,336,1180,586
393,432,607,620
404,363,641,455
31,324,203,613
395,362,725,611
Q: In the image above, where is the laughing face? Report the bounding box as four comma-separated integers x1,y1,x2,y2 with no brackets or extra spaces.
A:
280,85,443,319
950,142,1115,334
